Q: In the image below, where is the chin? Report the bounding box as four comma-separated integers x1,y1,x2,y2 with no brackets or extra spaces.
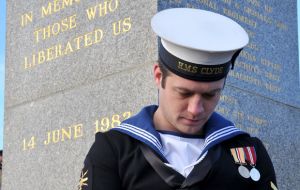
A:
179,126,203,135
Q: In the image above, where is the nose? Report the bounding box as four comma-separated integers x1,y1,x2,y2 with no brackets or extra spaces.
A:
187,95,204,117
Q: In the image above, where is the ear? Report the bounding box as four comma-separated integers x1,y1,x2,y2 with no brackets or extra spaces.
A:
153,63,162,88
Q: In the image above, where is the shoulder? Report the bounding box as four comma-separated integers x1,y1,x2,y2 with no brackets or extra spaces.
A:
88,130,139,162
221,134,275,171
222,134,265,148
215,135,277,188
221,134,271,159
94,130,136,147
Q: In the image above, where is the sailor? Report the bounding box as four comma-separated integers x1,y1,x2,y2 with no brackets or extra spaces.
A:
79,8,278,190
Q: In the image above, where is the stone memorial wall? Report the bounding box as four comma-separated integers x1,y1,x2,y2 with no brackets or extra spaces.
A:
4,0,300,190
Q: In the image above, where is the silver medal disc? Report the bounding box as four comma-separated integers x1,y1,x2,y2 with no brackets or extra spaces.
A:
250,168,261,181
238,165,250,178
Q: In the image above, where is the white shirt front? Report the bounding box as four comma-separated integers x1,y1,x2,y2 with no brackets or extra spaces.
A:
159,132,206,177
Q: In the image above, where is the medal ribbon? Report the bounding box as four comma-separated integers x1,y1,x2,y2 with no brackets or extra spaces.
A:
244,146,257,166
230,148,246,165
237,148,246,165
230,148,239,163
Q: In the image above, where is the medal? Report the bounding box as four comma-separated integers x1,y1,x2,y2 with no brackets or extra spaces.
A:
231,148,250,179
238,165,250,178
244,146,261,181
249,167,260,181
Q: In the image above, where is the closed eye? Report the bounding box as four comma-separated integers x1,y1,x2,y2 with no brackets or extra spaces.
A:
179,91,193,97
202,93,217,99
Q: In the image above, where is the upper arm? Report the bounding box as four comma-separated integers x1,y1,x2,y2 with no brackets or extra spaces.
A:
252,137,278,190
79,132,122,190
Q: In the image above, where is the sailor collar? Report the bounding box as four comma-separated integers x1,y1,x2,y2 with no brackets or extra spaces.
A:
112,105,248,162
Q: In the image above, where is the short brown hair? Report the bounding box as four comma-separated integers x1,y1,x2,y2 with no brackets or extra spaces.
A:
157,59,171,88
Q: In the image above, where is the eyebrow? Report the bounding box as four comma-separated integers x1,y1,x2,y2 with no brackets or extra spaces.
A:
174,87,223,94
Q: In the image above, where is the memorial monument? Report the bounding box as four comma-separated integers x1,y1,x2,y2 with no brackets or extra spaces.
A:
3,0,300,189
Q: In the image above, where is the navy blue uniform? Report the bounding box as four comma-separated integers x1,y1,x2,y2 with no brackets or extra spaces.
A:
79,106,277,190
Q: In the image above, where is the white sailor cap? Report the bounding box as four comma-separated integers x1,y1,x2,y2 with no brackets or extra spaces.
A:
151,8,249,81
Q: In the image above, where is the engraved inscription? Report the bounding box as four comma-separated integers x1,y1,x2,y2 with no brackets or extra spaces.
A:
86,0,119,20
21,12,33,27
41,0,81,17
217,95,269,135
21,111,132,151
43,124,83,145
34,14,78,43
19,0,131,70
24,28,104,69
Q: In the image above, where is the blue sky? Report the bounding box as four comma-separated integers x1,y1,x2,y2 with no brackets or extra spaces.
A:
0,0,5,150
0,2,300,150
298,1,300,85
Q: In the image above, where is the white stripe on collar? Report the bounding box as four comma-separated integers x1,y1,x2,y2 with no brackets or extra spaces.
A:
205,126,240,145
118,123,163,151
113,124,244,162
111,105,248,162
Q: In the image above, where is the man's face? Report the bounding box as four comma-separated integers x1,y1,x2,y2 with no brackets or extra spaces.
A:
153,64,224,135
